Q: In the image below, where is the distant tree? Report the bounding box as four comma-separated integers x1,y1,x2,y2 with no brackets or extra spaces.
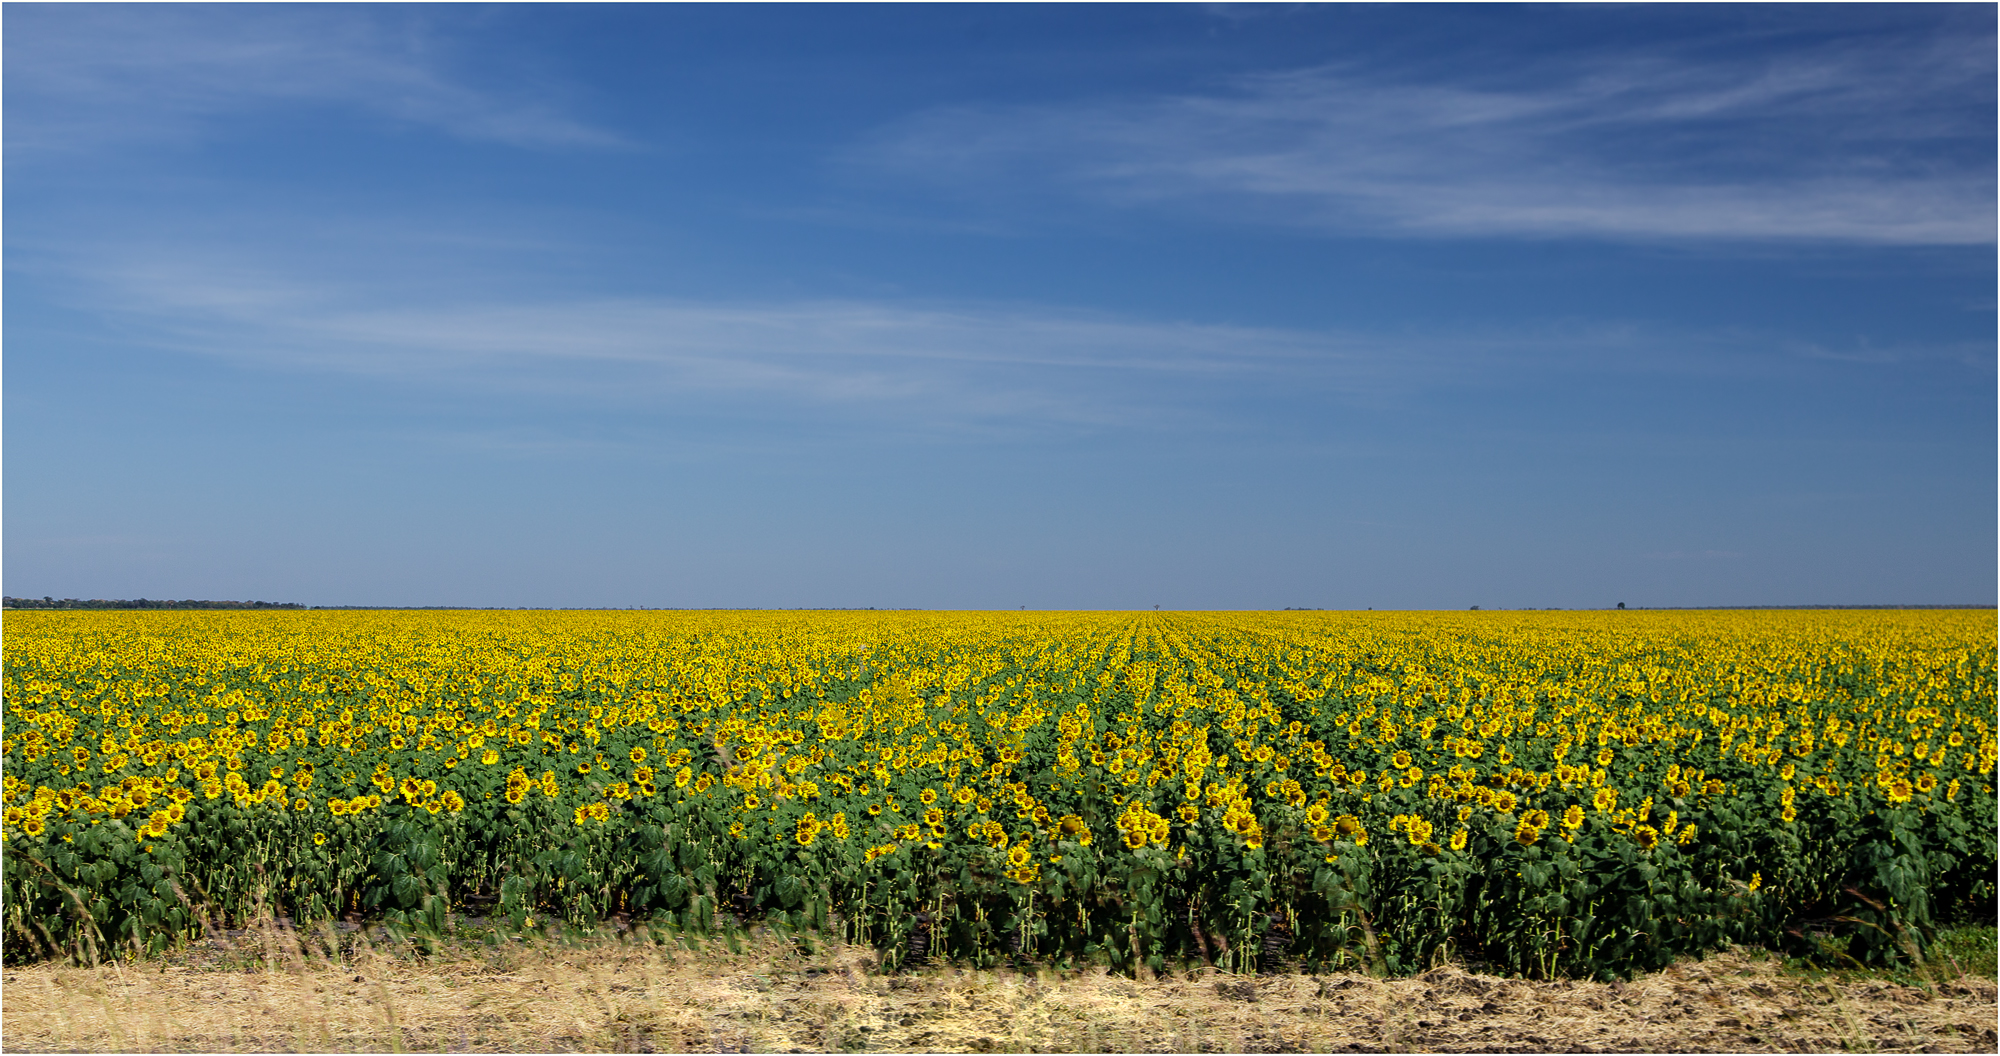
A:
2,596,304,610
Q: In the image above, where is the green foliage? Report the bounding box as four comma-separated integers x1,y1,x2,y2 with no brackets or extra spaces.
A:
4,610,1994,978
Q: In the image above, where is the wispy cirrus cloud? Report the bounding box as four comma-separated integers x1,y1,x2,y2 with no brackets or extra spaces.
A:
3,5,621,153
69,252,1388,433
853,31,1995,244
48,238,1950,442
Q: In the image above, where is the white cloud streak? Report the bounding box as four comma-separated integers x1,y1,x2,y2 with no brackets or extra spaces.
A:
82,257,1389,432
856,35,1995,244
59,245,1923,441
4,6,620,152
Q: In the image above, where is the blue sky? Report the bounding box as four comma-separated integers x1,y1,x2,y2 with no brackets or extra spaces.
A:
5,3,1993,609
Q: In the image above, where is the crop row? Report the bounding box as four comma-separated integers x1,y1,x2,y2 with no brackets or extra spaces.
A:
4,610,1993,977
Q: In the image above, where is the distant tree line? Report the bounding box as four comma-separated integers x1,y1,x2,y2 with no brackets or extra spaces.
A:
1626,604,1993,611
2,597,306,610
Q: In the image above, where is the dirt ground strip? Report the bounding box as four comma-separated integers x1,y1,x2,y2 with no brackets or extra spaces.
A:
3,932,1994,1054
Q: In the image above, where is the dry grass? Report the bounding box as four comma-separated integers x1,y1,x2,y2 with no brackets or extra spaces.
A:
3,926,1995,1053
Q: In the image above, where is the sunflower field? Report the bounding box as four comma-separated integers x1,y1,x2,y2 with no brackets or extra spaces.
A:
3,610,1993,978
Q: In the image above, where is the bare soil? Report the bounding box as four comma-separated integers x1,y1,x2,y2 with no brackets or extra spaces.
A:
3,929,1994,1053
